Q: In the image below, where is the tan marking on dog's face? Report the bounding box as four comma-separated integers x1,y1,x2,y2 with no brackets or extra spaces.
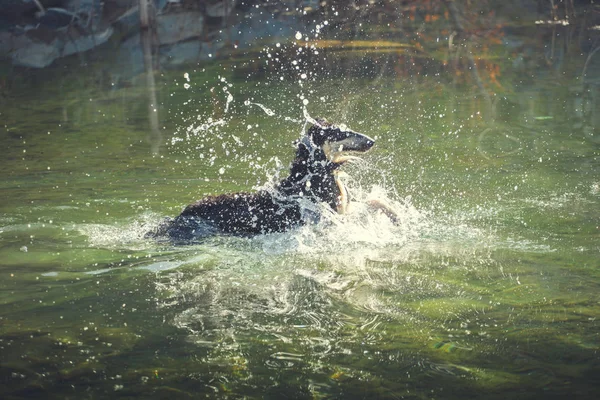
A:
322,141,335,162
323,141,365,165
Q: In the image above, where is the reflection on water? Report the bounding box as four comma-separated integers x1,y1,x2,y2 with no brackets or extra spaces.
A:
1,2,600,399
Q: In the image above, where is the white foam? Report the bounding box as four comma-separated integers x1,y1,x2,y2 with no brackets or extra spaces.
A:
77,212,162,250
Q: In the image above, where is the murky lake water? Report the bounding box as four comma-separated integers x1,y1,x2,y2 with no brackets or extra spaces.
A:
1,9,600,400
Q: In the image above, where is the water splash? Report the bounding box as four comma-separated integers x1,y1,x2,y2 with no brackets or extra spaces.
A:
220,76,234,113
77,212,163,250
244,100,276,116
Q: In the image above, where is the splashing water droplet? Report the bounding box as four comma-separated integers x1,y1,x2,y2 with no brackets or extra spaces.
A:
224,93,234,113
295,32,303,40
303,107,317,125
245,101,276,116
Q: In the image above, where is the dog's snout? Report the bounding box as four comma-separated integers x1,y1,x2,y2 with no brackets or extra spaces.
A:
350,132,375,152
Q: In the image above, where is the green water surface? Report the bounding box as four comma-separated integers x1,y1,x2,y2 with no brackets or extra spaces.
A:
1,18,599,400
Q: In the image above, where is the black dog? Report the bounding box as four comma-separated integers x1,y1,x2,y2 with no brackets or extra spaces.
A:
151,119,375,240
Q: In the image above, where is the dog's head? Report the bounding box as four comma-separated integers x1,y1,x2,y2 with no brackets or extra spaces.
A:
307,119,375,166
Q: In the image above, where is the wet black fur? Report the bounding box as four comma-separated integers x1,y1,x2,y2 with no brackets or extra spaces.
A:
151,120,374,241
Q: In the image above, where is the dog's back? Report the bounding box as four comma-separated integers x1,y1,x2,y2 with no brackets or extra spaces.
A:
177,191,303,235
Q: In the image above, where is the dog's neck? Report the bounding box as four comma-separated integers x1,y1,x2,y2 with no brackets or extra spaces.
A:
275,137,341,210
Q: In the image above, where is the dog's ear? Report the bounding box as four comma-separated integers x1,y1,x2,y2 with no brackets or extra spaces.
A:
307,118,335,146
